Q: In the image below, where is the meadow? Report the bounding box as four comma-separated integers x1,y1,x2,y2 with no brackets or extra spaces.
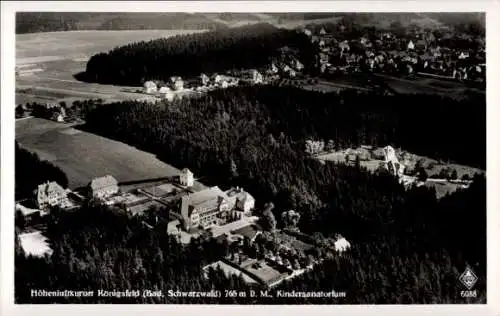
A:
16,118,185,189
16,30,205,104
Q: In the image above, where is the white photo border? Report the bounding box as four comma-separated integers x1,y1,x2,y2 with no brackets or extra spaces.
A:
2,1,499,316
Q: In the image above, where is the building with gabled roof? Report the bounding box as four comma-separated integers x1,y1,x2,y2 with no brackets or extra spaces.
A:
158,86,174,101
179,168,194,187
143,81,157,94
88,175,119,199
179,186,234,231
334,235,351,253
170,76,184,91
225,187,255,213
36,181,68,209
407,40,415,50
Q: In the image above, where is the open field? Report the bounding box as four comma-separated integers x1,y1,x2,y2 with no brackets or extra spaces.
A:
425,181,468,199
374,74,485,97
17,30,206,63
16,118,185,189
283,78,372,93
315,146,483,177
315,150,383,172
314,146,484,198
16,30,205,104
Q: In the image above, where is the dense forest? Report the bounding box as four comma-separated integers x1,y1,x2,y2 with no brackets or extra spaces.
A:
15,142,69,200
82,24,315,85
83,86,485,172
15,173,486,304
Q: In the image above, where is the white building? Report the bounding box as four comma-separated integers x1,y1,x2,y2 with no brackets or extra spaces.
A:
458,52,470,60
225,187,256,213
334,235,351,253
179,186,232,230
200,73,210,86
158,86,174,101
213,74,223,84
179,168,194,187
269,63,279,74
407,40,415,50
252,70,263,84
383,145,405,177
89,175,119,199
36,181,69,209
295,59,304,71
143,81,157,94
170,76,184,91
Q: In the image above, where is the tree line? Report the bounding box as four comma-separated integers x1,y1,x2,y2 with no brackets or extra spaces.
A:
15,142,69,200
82,23,315,85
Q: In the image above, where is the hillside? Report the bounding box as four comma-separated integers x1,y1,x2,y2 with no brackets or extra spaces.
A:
82,23,315,85
15,12,227,33
16,12,485,34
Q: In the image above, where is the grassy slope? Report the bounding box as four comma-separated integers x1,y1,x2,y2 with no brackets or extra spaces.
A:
16,118,183,188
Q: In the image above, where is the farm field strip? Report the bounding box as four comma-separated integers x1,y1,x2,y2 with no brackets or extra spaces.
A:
16,30,208,104
17,30,207,61
16,118,184,189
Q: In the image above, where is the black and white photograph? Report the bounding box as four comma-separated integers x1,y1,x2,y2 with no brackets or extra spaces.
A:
1,1,499,314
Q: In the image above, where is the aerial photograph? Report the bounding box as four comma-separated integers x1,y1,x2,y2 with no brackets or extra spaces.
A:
13,12,486,304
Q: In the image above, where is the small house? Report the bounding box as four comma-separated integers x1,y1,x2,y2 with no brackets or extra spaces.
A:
407,40,415,50
458,51,470,60
333,234,351,253
200,73,210,86
179,168,194,187
225,187,256,213
143,81,157,94
158,86,174,101
170,76,184,91
251,70,263,84
88,175,119,199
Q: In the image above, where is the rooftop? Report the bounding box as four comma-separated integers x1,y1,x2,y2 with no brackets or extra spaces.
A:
90,175,118,191
37,181,65,199
225,187,254,203
186,186,228,207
